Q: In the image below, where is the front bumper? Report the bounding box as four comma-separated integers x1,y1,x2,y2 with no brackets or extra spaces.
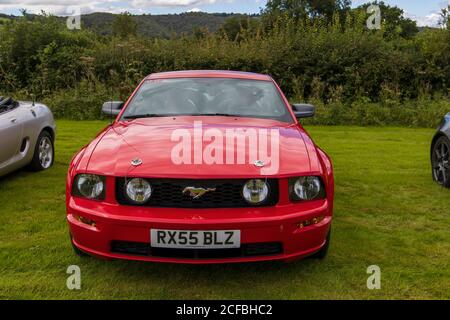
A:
67,197,332,264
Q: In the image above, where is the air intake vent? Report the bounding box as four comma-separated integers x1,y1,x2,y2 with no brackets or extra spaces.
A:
111,241,283,259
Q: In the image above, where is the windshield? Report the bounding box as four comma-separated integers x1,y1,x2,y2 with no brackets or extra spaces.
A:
121,78,293,123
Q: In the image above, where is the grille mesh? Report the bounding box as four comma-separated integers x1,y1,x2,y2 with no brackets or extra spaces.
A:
116,178,279,208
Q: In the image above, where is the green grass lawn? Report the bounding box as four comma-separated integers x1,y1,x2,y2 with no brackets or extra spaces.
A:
0,120,449,300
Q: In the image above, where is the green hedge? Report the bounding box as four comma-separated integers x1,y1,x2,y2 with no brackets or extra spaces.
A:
0,14,449,126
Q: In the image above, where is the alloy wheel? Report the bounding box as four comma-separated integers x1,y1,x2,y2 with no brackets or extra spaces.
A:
432,138,450,186
38,136,53,169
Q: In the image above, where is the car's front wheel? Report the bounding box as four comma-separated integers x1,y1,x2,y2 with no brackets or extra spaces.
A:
432,136,450,188
29,131,54,172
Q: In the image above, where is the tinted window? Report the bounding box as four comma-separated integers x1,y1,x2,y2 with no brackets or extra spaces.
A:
0,98,18,115
122,78,293,123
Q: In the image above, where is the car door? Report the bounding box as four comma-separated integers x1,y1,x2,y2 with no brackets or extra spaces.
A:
0,106,23,167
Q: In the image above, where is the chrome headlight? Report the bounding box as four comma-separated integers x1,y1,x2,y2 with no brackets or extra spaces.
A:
290,176,325,201
73,174,105,200
242,179,270,205
125,178,152,205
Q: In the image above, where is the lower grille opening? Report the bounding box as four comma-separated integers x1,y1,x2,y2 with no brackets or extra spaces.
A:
111,241,283,259
112,241,151,256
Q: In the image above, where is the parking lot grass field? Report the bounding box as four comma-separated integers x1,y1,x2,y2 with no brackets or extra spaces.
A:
0,120,449,299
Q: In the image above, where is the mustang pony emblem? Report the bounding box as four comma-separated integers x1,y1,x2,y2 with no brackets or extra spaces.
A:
183,187,216,199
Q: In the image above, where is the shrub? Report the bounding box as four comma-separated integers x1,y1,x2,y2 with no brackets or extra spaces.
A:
0,13,449,127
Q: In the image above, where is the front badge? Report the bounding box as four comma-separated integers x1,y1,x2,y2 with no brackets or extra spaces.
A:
183,187,216,199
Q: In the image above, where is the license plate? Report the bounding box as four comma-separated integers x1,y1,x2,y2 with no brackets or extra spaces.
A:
150,229,241,249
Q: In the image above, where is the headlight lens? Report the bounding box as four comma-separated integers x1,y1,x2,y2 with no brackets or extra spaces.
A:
291,176,324,201
125,178,152,204
74,174,105,200
242,179,270,204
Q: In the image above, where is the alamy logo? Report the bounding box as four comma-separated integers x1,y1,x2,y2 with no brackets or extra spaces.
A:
66,265,81,290
66,6,81,30
367,5,381,30
367,265,381,290
170,121,280,175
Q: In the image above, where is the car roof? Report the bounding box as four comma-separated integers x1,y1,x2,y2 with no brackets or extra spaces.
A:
146,70,272,81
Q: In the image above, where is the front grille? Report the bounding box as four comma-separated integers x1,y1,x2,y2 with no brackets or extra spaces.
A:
111,241,283,259
116,178,279,208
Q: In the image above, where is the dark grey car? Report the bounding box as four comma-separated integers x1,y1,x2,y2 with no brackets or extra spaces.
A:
0,97,56,177
431,113,450,188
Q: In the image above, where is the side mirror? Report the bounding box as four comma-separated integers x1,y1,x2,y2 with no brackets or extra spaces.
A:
292,103,315,118
102,101,124,116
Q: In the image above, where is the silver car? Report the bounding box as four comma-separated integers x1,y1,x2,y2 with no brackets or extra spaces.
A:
0,97,56,177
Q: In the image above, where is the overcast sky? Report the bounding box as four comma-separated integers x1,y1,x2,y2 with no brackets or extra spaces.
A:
0,0,448,27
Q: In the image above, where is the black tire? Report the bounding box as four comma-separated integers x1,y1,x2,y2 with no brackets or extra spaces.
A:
29,131,54,172
431,136,450,188
310,229,331,260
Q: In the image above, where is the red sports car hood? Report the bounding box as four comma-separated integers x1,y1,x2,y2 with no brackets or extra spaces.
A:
79,117,322,178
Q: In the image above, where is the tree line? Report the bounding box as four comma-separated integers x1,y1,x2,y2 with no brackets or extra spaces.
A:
0,0,449,126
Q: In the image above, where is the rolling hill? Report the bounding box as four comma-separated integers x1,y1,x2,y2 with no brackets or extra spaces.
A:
0,12,256,37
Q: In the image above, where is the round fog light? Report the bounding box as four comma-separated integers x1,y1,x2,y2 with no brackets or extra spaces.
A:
242,179,269,204
125,178,152,204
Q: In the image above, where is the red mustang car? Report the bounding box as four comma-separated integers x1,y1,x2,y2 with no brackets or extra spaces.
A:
66,70,334,264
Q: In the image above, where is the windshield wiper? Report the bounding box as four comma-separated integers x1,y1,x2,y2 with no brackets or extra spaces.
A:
196,113,241,117
123,114,173,120
124,113,243,120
